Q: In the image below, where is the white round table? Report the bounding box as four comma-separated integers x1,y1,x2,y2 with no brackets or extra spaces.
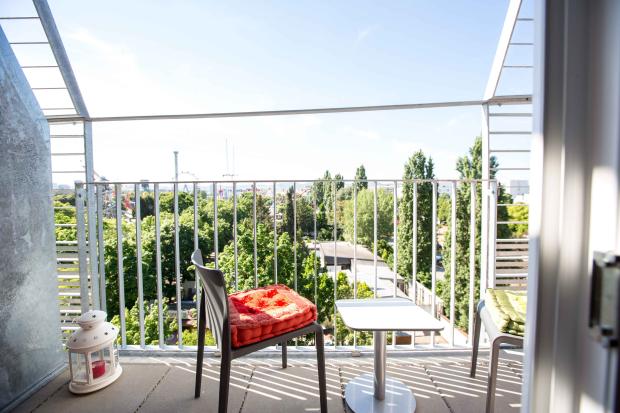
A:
336,298,444,413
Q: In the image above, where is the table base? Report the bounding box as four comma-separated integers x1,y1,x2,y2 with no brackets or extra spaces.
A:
344,373,416,413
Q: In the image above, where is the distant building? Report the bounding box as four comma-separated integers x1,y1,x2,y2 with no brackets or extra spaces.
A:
312,241,407,298
508,180,529,197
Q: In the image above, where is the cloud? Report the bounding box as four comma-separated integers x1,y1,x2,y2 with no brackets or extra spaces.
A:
342,127,382,141
356,24,380,44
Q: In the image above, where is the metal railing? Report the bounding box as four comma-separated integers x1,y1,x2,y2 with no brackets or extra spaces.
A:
73,178,500,353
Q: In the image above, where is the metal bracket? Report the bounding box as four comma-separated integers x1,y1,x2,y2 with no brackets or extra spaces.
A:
590,252,620,348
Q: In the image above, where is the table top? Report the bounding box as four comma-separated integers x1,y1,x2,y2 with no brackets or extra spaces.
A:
336,298,444,332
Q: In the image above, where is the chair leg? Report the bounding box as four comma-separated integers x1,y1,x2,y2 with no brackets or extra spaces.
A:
315,326,328,413
470,302,482,378
218,351,231,413
195,292,207,398
281,341,287,369
485,338,501,413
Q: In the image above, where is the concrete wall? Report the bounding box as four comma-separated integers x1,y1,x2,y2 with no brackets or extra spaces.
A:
0,27,63,411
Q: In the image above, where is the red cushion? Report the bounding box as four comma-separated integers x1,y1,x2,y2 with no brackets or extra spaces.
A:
228,284,317,348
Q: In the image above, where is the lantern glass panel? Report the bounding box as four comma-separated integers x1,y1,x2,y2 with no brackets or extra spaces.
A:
89,349,107,380
112,343,119,367
102,347,113,374
70,352,88,384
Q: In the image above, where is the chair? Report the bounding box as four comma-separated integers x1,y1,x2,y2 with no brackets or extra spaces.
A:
470,300,524,413
191,249,328,413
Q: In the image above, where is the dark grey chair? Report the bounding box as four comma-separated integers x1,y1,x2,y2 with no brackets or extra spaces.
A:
191,249,328,413
470,300,524,413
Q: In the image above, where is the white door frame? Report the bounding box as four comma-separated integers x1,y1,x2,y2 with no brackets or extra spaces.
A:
523,1,620,412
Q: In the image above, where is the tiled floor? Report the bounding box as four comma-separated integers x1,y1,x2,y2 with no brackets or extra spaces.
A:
14,351,523,413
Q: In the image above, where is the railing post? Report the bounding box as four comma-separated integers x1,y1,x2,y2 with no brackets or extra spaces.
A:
412,182,418,303
272,182,276,285
87,183,100,310
253,182,258,287
135,184,145,348
155,184,165,348
488,181,498,288
333,180,337,347
313,190,318,308
393,181,398,298
480,104,490,297
115,184,127,348
213,182,219,269
412,181,418,347
373,181,378,298
468,181,477,344
353,183,358,349
449,181,457,346
174,183,182,347
193,182,200,338
75,182,89,314
293,182,297,292
233,181,238,291
96,185,106,313
431,181,437,346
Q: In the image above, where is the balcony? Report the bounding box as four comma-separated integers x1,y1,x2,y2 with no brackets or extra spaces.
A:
2,1,535,412
35,177,525,412
15,353,523,413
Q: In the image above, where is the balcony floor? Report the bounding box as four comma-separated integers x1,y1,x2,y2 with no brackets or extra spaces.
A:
15,350,522,413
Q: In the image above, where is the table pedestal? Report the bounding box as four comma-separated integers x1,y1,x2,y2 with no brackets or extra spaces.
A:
344,331,416,413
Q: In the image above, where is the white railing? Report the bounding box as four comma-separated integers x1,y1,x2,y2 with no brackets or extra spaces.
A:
72,178,500,352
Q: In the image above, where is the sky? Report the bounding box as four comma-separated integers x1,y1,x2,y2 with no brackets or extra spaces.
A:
1,0,533,185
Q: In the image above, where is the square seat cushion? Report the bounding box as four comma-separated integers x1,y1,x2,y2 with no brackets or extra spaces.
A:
228,284,317,348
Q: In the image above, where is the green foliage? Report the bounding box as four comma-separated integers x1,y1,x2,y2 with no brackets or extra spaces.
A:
507,204,529,238
53,195,77,241
376,239,394,269
181,328,216,346
437,193,451,225
330,272,374,345
439,136,514,331
354,164,368,190
110,299,178,345
181,308,216,346
281,186,314,239
158,191,194,215
397,151,435,285
318,171,334,240
342,188,394,248
218,220,309,293
334,174,345,191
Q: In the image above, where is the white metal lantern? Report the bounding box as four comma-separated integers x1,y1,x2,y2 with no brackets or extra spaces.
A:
66,310,122,394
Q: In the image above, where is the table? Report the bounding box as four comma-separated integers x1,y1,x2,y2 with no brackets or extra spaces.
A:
336,298,444,413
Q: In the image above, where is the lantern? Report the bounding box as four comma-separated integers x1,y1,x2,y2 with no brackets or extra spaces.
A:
66,310,122,394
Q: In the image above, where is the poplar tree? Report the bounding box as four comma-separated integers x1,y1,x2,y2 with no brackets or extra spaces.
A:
440,136,512,330
397,151,435,287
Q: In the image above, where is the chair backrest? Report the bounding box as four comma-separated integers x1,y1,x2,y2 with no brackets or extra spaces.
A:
191,249,230,350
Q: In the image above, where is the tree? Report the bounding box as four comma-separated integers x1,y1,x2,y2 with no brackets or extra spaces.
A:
321,272,374,346
439,136,512,331
334,173,345,191
110,299,178,345
437,193,451,225
507,204,528,238
342,188,394,248
158,191,193,215
282,186,296,240
354,164,368,190
311,171,333,241
181,307,216,346
217,220,308,293
396,151,435,286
